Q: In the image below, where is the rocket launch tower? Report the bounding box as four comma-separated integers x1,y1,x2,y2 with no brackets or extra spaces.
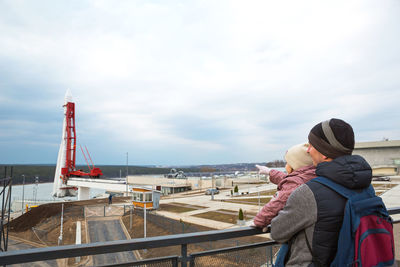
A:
52,90,103,198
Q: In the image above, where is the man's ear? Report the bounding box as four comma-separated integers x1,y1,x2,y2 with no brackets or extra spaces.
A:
322,155,333,162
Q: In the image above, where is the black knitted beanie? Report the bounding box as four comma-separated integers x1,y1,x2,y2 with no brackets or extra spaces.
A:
308,118,354,159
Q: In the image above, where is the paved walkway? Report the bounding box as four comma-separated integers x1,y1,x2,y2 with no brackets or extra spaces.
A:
87,218,136,265
381,181,400,220
379,180,400,260
159,180,400,230
158,184,276,229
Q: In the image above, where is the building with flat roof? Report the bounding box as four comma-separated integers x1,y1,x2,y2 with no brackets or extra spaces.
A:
131,186,161,209
127,175,234,195
353,140,400,176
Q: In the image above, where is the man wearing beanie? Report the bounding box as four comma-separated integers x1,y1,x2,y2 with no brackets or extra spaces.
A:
270,119,373,266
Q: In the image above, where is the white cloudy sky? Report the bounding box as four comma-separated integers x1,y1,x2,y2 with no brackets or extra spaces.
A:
0,0,399,166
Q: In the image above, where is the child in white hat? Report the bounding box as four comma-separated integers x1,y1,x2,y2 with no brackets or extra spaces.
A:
253,143,316,228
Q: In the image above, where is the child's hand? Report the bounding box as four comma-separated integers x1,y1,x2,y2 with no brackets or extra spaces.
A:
255,164,271,175
246,221,256,227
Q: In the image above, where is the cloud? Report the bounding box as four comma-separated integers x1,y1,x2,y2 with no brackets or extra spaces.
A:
0,0,399,165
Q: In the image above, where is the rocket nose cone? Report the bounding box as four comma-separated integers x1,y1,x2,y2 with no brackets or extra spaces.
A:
65,89,73,103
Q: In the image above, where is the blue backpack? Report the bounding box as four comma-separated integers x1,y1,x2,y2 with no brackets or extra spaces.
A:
273,177,395,267
313,177,395,267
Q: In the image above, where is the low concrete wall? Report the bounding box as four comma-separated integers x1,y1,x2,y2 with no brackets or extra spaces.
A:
127,175,234,191
354,146,400,172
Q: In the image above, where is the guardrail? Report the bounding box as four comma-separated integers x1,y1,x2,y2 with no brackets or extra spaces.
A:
0,207,399,266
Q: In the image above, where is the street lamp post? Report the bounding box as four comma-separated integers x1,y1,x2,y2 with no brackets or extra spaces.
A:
173,180,175,202
144,203,147,238
126,152,129,195
256,185,261,212
58,203,64,245
21,174,25,214
33,176,39,204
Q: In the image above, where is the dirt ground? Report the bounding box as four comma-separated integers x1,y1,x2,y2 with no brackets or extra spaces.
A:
121,213,270,261
6,196,400,265
8,197,131,246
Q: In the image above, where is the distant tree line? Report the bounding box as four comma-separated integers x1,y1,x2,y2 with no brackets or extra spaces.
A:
0,165,199,185
1,160,286,185
266,160,286,168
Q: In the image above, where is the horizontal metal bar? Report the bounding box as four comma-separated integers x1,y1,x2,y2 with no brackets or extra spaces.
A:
190,240,277,258
0,177,11,183
0,226,265,265
1,207,399,265
94,255,179,267
388,207,400,215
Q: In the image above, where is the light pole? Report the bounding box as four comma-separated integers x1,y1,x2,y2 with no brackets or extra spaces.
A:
21,174,25,214
126,152,129,177
129,205,133,230
33,176,39,204
256,185,261,212
126,152,129,194
144,203,147,238
172,180,175,202
58,203,64,245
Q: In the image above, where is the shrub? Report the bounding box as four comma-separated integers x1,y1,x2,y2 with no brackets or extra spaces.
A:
234,185,239,193
238,208,244,220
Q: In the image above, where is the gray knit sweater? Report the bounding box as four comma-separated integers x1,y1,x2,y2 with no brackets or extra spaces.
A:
271,184,317,266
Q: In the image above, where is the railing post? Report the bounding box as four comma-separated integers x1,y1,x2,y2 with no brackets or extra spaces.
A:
270,245,274,266
181,243,188,267
189,255,195,267
173,256,179,267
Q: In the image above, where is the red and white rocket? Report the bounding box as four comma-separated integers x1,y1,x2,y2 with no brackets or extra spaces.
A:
53,89,78,197
52,90,103,198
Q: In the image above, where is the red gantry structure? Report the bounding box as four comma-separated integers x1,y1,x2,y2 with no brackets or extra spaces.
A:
52,90,103,197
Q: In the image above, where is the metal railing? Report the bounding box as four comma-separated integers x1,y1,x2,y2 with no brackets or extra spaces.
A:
0,207,399,266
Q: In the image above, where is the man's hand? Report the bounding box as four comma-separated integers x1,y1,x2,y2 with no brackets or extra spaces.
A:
255,164,271,175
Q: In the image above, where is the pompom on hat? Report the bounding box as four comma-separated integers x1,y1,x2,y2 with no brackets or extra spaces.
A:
308,118,354,159
285,143,313,170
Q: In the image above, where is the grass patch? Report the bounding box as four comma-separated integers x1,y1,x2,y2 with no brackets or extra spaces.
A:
159,204,198,213
218,209,258,217
247,189,277,197
222,197,272,206
169,203,207,209
193,210,254,224
159,203,207,213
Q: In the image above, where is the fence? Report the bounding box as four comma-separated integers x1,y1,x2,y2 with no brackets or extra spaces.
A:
0,226,277,267
132,208,269,253
85,204,126,218
1,207,398,266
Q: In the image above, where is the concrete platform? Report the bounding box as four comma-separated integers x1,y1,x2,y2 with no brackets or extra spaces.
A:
381,181,400,221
